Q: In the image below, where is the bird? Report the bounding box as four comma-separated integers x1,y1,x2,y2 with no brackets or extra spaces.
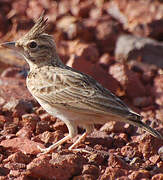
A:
1,13,162,155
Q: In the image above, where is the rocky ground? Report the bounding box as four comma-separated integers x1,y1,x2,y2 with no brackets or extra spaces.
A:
0,0,163,179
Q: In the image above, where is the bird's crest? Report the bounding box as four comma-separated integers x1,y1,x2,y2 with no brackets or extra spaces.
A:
23,12,48,40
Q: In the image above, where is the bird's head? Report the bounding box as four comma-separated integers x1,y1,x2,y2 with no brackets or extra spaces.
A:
1,13,61,69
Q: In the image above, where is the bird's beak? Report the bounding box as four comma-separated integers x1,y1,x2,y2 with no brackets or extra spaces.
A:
0,41,17,50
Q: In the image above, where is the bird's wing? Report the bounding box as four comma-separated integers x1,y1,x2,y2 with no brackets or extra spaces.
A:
32,66,131,117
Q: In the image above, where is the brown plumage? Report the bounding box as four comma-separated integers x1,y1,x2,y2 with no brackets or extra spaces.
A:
1,13,162,154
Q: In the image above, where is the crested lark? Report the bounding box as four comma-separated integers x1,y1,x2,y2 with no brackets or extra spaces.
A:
1,14,163,154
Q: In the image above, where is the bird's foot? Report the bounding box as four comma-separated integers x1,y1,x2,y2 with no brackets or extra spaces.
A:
37,145,55,156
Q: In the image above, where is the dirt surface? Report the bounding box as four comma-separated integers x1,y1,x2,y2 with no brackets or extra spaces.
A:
0,0,163,180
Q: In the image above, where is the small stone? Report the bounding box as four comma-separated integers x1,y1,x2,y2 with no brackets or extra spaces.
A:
3,151,30,164
121,145,140,159
108,154,131,170
96,18,123,53
3,99,33,118
86,131,113,149
40,130,64,144
27,153,84,179
1,137,45,155
35,121,51,135
4,162,26,170
100,121,133,135
16,126,33,139
137,134,163,159
52,120,68,133
21,113,39,131
39,113,51,121
82,164,99,178
68,41,99,63
3,122,18,135
100,167,128,180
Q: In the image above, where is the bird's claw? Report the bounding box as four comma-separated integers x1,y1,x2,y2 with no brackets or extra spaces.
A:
68,148,92,154
37,145,52,156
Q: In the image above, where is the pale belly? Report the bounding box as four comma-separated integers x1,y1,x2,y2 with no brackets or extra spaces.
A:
33,96,113,128
34,97,89,125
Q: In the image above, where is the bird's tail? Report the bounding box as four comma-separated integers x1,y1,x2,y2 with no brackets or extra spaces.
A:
126,111,163,140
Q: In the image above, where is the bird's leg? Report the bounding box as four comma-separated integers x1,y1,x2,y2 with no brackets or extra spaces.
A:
68,124,94,153
68,132,87,150
38,121,77,155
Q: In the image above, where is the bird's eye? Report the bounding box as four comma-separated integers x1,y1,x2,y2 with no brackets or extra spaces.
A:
28,41,37,49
